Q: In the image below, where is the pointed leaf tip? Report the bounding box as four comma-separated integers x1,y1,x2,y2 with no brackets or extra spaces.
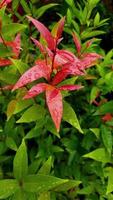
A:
58,84,84,91
56,16,65,40
27,16,55,50
46,86,63,132
73,32,81,54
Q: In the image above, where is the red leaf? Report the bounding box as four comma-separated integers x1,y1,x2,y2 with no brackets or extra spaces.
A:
12,60,51,91
0,34,21,59
58,84,83,91
7,33,21,59
102,113,113,122
51,63,84,85
81,53,102,69
48,49,79,69
73,32,81,54
0,0,11,8
27,16,55,50
56,17,65,40
31,37,46,54
46,86,63,132
0,58,11,67
85,38,94,49
24,83,47,99
57,49,79,62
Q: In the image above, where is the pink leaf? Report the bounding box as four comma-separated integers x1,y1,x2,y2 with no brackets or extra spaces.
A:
8,33,21,59
0,0,11,8
31,37,46,54
12,60,51,91
46,86,63,132
73,32,81,54
51,62,84,85
81,53,102,69
56,17,65,40
48,49,79,69
57,49,79,63
58,84,83,91
23,83,47,99
27,16,55,50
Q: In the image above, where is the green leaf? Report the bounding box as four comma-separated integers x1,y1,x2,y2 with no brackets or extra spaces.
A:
0,65,18,84
94,101,113,115
38,192,50,200
11,59,29,74
54,180,81,192
0,179,18,199
101,125,112,155
24,175,68,193
107,168,113,194
58,77,78,87
45,117,60,138
12,0,20,10
67,9,72,24
81,30,105,40
90,128,100,139
2,23,27,39
0,44,12,58
13,139,28,180
35,4,58,19
63,101,83,133
38,157,53,200
94,12,100,26
88,0,100,9
6,137,17,151
20,0,31,14
90,86,99,104
24,124,43,140
65,0,75,7
16,105,46,123
13,191,36,200
38,157,53,175
12,189,27,200
14,99,33,114
77,185,94,195
83,148,111,163
0,7,5,19
0,141,7,155
7,100,17,120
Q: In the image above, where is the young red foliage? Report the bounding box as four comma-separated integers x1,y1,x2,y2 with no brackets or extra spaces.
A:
46,86,62,132
12,17,102,132
80,53,102,69
0,0,11,8
12,60,51,91
0,34,21,67
102,113,113,122
23,81,82,131
27,16,55,50
73,32,81,54
55,17,65,40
